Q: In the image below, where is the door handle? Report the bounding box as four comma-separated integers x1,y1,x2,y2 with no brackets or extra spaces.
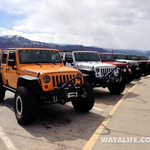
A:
0,67,3,69
6,68,10,71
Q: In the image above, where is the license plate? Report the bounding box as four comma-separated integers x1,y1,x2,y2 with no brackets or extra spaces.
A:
67,92,77,98
136,67,139,70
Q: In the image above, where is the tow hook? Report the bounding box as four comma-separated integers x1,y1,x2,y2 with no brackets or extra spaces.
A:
53,96,58,102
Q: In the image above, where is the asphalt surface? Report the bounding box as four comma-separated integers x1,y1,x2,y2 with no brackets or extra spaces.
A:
84,75,150,150
0,75,149,150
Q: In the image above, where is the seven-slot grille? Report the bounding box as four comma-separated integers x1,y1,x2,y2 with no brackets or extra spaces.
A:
52,74,76,87
100,68,114,75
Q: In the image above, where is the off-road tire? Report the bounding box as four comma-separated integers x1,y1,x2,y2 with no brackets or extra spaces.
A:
126,74,133,83
108,79,125,95
134,71,142,79
144,70,149,76
15,86,37,124
72,81,94,112
0,86,5,102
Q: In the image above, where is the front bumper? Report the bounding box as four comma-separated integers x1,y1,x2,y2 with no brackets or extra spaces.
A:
92,67,123,86
38,77,85,105
132,66,142,76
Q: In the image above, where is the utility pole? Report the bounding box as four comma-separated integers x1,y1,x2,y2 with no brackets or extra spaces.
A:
112,49,114,54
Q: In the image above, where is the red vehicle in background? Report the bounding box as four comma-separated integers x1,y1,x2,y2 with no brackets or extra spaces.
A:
137,55,150,63
137,55,150,75
99,53,133,83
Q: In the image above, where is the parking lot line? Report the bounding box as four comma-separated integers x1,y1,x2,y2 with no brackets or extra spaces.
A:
93,107,104,112
82,79,143,150
0,126,17,150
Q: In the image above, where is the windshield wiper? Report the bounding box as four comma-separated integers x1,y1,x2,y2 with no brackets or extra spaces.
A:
34,63,41,66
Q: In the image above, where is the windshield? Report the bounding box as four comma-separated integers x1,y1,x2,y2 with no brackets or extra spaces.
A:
126,55,138,60
138,56,146,60
74,52,100,61
19,50,62,64
113,54,125,59
100,54,115,61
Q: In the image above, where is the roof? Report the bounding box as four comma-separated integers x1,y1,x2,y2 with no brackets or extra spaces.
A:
1,48,58,51
113,53,125,55
125,54,137,56
60,50,79,52
99,53,113,55
60,50,98,53
137,55,145,57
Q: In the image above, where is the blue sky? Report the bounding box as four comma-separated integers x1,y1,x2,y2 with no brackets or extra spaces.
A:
0,10,26,30
0,0,150,50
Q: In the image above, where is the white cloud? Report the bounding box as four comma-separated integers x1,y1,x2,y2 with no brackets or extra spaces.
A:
0,27,6,35
0,0,150,50
0,27,6,30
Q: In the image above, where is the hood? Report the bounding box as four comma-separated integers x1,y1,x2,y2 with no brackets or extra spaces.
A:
115,59,138,65
19,63,79,75
102,61,126,66
139,60,149,63
76,61,115,69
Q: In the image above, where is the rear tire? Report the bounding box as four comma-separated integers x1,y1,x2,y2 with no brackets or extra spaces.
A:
72,81,94,112
15,86,37,124
0,86,5,102
108,79,125,95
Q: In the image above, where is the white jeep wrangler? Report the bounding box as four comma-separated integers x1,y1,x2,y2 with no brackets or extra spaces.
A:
61,51,126,95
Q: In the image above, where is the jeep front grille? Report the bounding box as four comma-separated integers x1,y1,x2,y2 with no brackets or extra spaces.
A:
101,68,113,75
52,74,75,87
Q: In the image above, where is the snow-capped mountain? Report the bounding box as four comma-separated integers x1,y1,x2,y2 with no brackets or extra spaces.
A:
0,35,106,52
0,35,56,48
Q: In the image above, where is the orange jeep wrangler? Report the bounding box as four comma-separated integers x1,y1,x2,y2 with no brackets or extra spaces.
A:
0,48,94,124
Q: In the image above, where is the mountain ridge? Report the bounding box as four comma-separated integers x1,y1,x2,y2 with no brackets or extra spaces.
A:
0,35,150,56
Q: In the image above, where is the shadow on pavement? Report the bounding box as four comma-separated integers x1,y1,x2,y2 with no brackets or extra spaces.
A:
0,95,105,148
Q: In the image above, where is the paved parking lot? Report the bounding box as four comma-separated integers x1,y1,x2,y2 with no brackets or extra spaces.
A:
0,76,148,150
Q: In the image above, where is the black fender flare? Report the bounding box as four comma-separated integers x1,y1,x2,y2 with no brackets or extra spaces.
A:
79,68,95,76
17,75,39,88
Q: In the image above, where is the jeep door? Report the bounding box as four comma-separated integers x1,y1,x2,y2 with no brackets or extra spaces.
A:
6,51,17,88
1,51,8,85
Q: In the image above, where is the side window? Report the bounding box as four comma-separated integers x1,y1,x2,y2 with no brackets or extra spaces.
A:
9,51,16,65
2,52,8,64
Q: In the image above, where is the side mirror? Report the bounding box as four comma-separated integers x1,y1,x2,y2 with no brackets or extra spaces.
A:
8,59,15,66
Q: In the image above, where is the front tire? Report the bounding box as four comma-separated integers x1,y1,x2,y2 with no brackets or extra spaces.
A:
0,86,5,102
126,73,133,83
108,79,125,95
15,86,37,124
72,81,94,112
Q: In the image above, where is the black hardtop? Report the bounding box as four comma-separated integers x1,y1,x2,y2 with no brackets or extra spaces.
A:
1,48,17,50
125,54,137,56
113,53,125,55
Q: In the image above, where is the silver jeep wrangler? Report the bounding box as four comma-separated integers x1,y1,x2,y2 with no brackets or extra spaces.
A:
61,51,126,95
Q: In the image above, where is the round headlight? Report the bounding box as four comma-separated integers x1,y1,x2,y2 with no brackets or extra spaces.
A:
123,69,126,72
43,75,50,83
76,73,82,80
76,73,82,78
96,68,99,73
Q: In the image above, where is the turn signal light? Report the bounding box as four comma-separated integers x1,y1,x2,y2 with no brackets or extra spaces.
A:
44,85,48,89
